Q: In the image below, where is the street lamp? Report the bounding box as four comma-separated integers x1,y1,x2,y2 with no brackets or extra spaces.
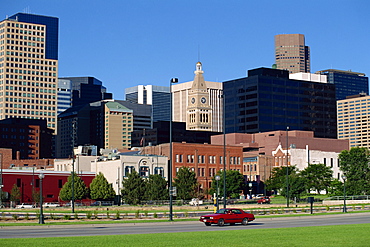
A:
215,175,220,211
169,78,178,221
38,172,45,224
342,174,347,213
249,182,253,199
219,93,227,208
286,126,289,208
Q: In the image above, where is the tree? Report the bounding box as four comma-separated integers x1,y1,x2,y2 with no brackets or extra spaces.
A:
327,179,344,196
10,184,21,203
89,172,116,201
300,164,333,194
265,166,297,194
121,170,147,205
59,172,88,201
339,147,370,195
281,173,306,200
145,174,168,201
210,170,245,199
173,166,198,200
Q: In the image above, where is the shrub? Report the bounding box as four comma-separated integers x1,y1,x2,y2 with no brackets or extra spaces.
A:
12,214,18,220
25,213,30,220
135,210,140,218
106,211,110,219
86,211,92,219
184,211,189,218
64,214,71,220
115,211,120,219
153,212,158,218
326,205,330,211
93,211,98,219
74,213,79,220
144,211,148,217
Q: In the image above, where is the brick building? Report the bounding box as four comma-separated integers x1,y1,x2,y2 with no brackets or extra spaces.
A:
143,142,243,197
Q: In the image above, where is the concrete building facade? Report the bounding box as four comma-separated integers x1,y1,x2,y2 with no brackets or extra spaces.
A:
337,94,370,148
0,13,59,130
172,62,223,132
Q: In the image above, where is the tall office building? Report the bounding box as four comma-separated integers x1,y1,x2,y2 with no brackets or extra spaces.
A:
56,100,133,158
223,68,337,139
58,76,112,107
172,62,223,132
0,13,59,130
337,93,370,148
125,85,170,122
315,69,369,100
275,34,310,73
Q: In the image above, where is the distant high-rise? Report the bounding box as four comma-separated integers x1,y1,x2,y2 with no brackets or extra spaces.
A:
275,34,310,73
337,94,370,148
315,69,369,100
58,76,112,107
57,78,72,115
0,13,59,130
125,85,170,122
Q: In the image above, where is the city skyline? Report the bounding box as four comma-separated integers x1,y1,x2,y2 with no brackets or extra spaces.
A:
3,1,370,99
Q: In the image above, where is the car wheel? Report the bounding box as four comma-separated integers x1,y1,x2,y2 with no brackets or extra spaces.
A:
242,218,249,225
204,222,211,226
217,218,225,227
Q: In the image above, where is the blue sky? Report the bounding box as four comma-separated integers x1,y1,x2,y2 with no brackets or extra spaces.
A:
3,1,370,99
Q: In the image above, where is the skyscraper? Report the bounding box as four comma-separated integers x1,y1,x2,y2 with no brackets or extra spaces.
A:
223,68,337,139
337,93,370,148
0,13,59,130
315,69,369,100
125,85,170,122
58,76,112,107
275,34,310,73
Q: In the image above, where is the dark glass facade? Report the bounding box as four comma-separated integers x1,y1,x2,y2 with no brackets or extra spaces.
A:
223,68,337,139
59,77,112,107
10,13,59,60
316,70,369,100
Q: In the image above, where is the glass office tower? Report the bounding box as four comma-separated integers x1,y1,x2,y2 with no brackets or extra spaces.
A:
223,68,337,139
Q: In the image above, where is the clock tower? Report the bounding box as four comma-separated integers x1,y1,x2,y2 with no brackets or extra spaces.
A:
186,62,212,131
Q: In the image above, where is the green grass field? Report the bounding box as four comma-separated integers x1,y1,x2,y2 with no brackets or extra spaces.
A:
2,223,370,247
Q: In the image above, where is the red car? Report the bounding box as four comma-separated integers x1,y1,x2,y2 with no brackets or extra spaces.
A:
257,196,271,204
199,208,255,226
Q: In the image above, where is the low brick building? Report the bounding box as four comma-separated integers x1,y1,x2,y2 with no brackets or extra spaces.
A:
143,142,244,197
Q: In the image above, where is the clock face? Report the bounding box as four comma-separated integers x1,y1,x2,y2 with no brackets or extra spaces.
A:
201,97,206,104
191,97,195,104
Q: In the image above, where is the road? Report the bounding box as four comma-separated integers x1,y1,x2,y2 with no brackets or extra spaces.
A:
1,212,369,239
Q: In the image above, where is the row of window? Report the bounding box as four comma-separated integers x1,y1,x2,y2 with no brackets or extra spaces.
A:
175,154,241,165
5,56,56,65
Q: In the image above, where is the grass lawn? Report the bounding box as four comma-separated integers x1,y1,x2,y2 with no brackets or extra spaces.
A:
2,223,370,247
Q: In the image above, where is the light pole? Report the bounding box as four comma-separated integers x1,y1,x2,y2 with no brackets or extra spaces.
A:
249,182,253,199
38,172,45,224
71,120,76,213
0,153,3,207
169,78,178,221
342,174,347,213
215,175,220,211
286,126,289,208
220,93,227,208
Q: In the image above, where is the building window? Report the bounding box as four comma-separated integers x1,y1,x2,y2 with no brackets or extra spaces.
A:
140,166,149,177
154,167,164,177
58,179,63,188
125,166,135,177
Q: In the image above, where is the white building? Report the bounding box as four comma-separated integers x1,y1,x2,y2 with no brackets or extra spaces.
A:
272,144,343,181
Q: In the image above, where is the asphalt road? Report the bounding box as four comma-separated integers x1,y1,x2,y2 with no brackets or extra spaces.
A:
1,212,370,239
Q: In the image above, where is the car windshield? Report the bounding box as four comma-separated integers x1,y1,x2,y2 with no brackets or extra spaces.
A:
216,209,229,214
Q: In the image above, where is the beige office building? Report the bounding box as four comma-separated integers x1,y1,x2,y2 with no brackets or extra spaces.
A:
103,101,133,149
337,94,370,148
275,34,310,74
0,14,58,131
172,62,223,132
